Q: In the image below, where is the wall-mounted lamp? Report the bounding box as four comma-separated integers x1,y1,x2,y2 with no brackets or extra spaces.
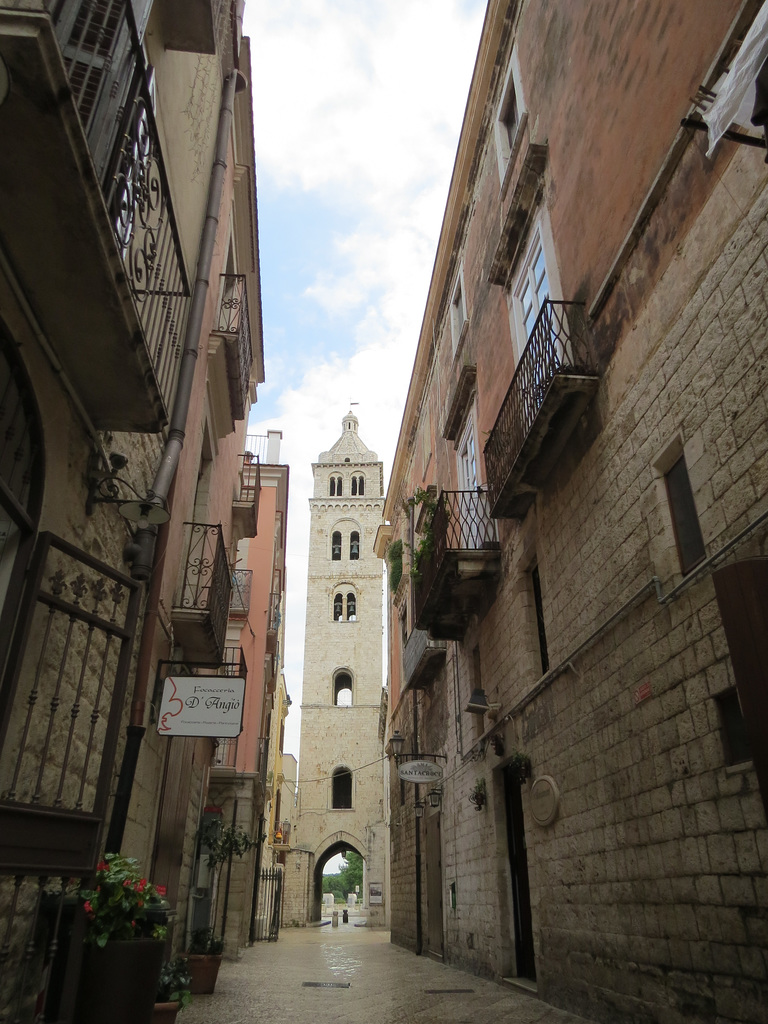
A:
414,800,425,818
118,497,170,530
465,688,501,716
427,789,442,809
387,730,406,761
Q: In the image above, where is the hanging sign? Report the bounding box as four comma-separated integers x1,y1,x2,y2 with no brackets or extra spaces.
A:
158,676,245,737
397,760,444,784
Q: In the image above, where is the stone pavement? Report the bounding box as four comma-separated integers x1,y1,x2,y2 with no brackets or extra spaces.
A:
182,923,597,1024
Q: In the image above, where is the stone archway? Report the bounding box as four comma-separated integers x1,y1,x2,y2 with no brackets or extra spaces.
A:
311,830,366,922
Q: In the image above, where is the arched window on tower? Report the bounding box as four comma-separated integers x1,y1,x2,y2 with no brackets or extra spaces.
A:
331,531,341,560
347,593,356,620
351,477,357,496
350,531,359,560
329,476,336,496
334,672,353,706
335,476,342,496
333,593,343,620
357,476,364,495
332,767,353,808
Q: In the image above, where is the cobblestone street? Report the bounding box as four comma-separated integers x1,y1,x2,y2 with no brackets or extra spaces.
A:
183,924,597,1024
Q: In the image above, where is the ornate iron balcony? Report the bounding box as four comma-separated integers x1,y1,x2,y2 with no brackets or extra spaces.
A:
54,0,189,416
414,490,500,640
214,737,238,770
484,301,600,519
233,454,260,538
230,570,253,618
171,523,232,662
214,274,254,422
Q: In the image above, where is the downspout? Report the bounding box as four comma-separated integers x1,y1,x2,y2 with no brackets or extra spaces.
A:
127,67,240,582
413,689,423,956
106,68,240,852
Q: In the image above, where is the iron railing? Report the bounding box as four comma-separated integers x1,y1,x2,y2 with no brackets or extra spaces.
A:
53,0,189,412
256,736,269,799
177,523,232,658
214,737,238,769
230,570,252,618
484,301,597,511
414,490,499,624
215,274,253,421
237,453,261,505
268,591,282,633
244,434,271,462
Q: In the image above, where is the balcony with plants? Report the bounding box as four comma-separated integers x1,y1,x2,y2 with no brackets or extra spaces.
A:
484,300,600,519
171,523,232,662
412,489,500,641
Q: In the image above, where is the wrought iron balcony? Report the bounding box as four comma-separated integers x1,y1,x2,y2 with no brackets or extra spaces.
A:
273,821,291,847
0,1,191,430
171,523,232,662
404,629,447,691
484,301,600,519
212,274,254,423
266,591,281,654
230,570,253,619
256,736,269,801
413,491,500,641
232,454,261,538
213,737,238,771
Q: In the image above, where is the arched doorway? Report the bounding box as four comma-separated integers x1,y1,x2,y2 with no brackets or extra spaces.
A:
311,833,366,923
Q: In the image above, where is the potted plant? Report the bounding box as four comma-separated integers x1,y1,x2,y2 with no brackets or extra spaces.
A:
76,853,169,1024
185,818,255,993
186,928,224,995
153,957,192,1023
469,777,487,811
508,751,532,782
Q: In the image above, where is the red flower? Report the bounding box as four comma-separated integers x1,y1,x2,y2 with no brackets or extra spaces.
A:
131,920,136,928
155,885,167,897
84,900,95,920
123,879,130,887
137,899,144,908
96,860,109,872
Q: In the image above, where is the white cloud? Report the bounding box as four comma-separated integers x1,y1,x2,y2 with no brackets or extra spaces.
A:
243,0,486,761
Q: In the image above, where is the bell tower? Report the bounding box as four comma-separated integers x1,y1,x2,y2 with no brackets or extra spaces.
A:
287,413,388,925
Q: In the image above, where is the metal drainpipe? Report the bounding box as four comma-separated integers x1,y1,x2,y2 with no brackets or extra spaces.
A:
106,68,240,851
413,688,423,956
127,67,240,582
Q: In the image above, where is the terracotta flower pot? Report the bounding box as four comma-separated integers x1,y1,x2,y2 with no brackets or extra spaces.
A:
77,939,165,1024
152,1001,180,1024
187,954,222,994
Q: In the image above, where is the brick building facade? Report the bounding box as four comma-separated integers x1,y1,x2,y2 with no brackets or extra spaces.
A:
379,3,768,1022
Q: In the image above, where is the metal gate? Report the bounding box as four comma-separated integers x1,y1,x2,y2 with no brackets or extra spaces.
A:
0,533,141,1023
252,866,283,941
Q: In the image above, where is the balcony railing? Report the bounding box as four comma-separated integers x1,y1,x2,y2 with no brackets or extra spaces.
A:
484,301,600,519
214,274,253,421
273,821,291,847
232,454,260,538
414,490,501,640
54,0,189,413
172,523,232,661
214,737,238,770
230,570,253,618
244,434,271,462
256,736,269,800
403,629,447,691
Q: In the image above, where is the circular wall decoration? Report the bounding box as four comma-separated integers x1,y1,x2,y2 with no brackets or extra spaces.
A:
530,775,560,827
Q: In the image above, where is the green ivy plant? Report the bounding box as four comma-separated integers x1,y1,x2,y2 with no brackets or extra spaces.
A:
199,819,255,869
156,957,193,1010
508,751,532,780
401,488,439,580
387,539,403,593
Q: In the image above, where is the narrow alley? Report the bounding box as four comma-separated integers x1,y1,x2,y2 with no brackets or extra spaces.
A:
182,925,597,1024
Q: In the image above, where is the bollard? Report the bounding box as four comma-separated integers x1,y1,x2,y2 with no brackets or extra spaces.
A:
332,911,339,928
342,909,348,923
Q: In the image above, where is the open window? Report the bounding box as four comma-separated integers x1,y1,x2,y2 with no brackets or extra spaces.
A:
333,593,343,621
334,672,353,707
331,531,342,561
346,592,356,620
350,531,360,560
332,767,352,808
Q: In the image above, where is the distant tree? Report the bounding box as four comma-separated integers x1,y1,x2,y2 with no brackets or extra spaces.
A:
321,852,365,903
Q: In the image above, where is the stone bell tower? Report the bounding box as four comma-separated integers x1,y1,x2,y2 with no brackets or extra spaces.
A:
284,413,388,926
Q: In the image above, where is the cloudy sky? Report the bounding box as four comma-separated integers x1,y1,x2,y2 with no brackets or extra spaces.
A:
242,0,487,760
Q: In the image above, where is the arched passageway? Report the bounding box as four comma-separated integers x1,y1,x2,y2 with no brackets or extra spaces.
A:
311,839,365,923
